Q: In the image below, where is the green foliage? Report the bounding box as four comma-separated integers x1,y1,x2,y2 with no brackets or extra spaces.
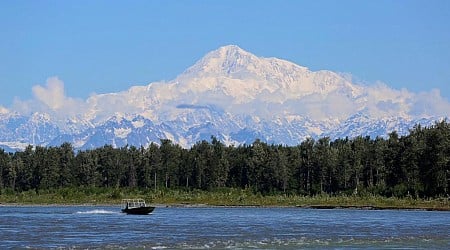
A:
0,121,449,206
109,189,122,199
0,186,448,210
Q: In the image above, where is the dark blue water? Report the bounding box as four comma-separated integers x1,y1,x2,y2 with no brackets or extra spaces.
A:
0,205,449,249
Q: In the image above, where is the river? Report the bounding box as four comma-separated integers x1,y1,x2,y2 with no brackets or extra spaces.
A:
0,205,449,249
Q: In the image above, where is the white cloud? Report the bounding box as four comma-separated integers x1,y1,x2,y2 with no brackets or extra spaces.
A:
11,77,87,119
363,82,412,117
32,77,66,110
11,97,40,115
323,91,358,118
5,71,450,128
0,105,8,114
361,82,450,118
85,92,143,122
409,89,450,117
169,74,450,122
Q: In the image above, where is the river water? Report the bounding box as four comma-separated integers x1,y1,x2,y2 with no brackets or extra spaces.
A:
0,205,449,249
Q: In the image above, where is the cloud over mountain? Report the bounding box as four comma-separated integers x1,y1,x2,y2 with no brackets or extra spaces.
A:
11,45,450,122
2,45,448,150
12,77,88,119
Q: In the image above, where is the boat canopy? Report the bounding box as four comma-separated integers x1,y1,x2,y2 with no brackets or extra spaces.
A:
122,199,147,209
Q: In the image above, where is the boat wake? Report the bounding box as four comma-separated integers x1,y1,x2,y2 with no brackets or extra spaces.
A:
75,209,118,214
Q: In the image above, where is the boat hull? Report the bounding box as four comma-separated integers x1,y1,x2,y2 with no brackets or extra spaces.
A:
121,206,155,215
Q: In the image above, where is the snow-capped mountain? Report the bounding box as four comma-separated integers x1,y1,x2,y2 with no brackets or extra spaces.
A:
0,45,448,151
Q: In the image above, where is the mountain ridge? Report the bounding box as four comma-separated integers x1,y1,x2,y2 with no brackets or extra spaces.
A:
0,45,448,151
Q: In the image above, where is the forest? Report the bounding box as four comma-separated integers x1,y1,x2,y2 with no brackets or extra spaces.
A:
0,121,449,199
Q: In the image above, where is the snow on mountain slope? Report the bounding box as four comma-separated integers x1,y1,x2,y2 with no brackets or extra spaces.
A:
1,45,449,151
175,45,363,115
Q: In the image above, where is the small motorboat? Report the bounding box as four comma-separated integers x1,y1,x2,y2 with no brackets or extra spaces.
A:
121,199,155,215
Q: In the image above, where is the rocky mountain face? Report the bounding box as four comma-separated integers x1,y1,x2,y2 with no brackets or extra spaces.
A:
0,45,446,151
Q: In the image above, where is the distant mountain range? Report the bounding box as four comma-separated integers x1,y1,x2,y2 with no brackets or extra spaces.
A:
0,45,447,151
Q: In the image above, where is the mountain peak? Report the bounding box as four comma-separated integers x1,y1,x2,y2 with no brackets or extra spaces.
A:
174,44,361,107
212,44,252,57
1,46,448,151
181,45,261,78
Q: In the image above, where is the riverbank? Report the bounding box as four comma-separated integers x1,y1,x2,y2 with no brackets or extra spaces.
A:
1,187,449,211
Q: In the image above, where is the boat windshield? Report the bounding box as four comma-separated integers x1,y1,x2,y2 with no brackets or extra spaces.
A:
122,199,146,209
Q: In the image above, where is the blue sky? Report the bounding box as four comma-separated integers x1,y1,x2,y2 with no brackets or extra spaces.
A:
1,0,450,107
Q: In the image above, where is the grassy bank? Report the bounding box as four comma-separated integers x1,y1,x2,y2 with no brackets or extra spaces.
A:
0,187,448,211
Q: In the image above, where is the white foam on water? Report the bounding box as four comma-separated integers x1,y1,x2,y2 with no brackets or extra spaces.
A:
75,209,117,214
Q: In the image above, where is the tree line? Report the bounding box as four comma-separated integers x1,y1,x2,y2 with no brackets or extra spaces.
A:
0,121,449,198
